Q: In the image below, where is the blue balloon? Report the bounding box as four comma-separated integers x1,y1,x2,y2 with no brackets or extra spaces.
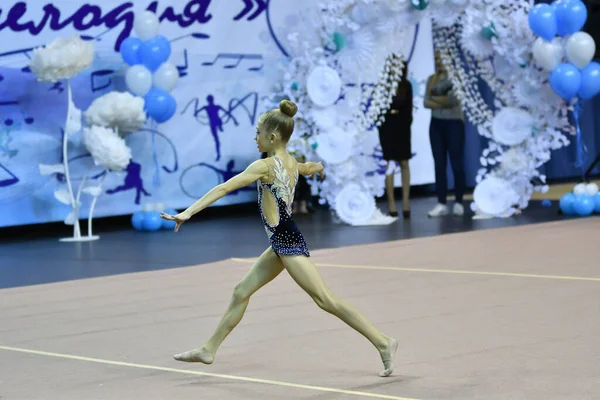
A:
143,211,163,231
553,0,568,36
594,193,600,213
120,37,143,66
549,63,582,100
556,0,587,35
154,35,171,60
573,194,595,216
131,211,146,231
153,93,177,123
161,208,178,230
139,37,170,72
578,62,600,99
144,88,172,121
528,4,558,41
559,192,577,214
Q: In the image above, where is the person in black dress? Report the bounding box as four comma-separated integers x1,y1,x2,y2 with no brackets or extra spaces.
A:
378,60,413,218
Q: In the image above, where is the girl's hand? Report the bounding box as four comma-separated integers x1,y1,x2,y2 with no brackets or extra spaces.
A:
160,212,190,232
316,162,325,179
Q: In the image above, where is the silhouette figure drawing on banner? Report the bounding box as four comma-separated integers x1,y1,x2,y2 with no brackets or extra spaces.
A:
183,95,240,162
106,160,150,204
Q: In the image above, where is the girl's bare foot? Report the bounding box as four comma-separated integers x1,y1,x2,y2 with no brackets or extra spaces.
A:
379,337,398,377
173,347,214,364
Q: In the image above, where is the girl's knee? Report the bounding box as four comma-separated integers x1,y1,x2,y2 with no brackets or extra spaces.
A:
313,291,337,313
232,283,251,302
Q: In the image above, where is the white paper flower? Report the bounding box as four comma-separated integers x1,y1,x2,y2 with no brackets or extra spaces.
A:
83,125,132,171
491,107,534,146
499,147,529,172
460,14,495,58
473,176,519,217
309,107,338,130
334,183,376,225
85,91,146,134
315,126,354,165
336,28,377,77
306,66,342,107
29,35,94,83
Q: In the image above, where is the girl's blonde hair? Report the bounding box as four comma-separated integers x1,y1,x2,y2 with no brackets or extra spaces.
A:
259,100,298,143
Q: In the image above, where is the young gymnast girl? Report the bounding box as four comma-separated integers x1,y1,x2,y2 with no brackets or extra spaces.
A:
160,100,398,377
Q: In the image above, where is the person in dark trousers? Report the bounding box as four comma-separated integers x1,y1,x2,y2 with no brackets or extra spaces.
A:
424,50,466,217
378,58,413,219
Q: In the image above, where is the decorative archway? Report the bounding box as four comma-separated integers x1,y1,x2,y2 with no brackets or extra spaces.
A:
265,0,579,223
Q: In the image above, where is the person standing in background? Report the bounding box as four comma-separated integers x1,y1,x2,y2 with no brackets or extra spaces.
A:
423,51,466,217
378,59,413,219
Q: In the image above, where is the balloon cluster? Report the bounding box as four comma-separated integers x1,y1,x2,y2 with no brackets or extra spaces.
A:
131,203,178,231
120,11,179,123
559,182,600,216
529,1,599,101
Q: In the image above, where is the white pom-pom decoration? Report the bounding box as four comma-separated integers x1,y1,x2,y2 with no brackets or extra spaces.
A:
306,66,342,107
85,92,146,134
83,125,132,171
491,108,534,146
334,183,376,225
29,35,94,83
473,176,519,217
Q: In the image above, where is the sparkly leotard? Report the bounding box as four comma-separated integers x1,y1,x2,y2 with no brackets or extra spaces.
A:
257,156,310,257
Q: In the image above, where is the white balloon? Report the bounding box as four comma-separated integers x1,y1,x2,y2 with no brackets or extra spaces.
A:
153,63,179,92
566,32,596,70
573,183,587,195
134,11,160,40
125,65,152,96
532,37,564,71
585,183,599,196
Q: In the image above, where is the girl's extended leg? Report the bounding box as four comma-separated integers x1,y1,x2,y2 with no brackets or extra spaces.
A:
280,255,398,377
174,248,284,363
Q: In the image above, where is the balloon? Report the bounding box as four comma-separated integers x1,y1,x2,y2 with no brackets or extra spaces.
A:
549,63,581,100
134,10,159,40
333,32,346,51
161,208,178,230
142,211,163,231
565,32,595,69
131,211,145,231
120,37,143,66
154,35,171,59
553,0,568,36
153,62,179,92
125,65,152,96
573,182,587,195
410,0,429,10
144,88,175,122
155,93,177,123
594,193,600,213
140,37,170,72
585,183,599,196
528,4,558,41
532,37,564,70
573,194,595,216
559,192,577,214
556,0,588,35
577,61,600,99
481,22,497,41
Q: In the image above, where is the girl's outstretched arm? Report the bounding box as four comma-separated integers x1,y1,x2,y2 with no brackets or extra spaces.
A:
161,160,269,231
297,161,325,178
